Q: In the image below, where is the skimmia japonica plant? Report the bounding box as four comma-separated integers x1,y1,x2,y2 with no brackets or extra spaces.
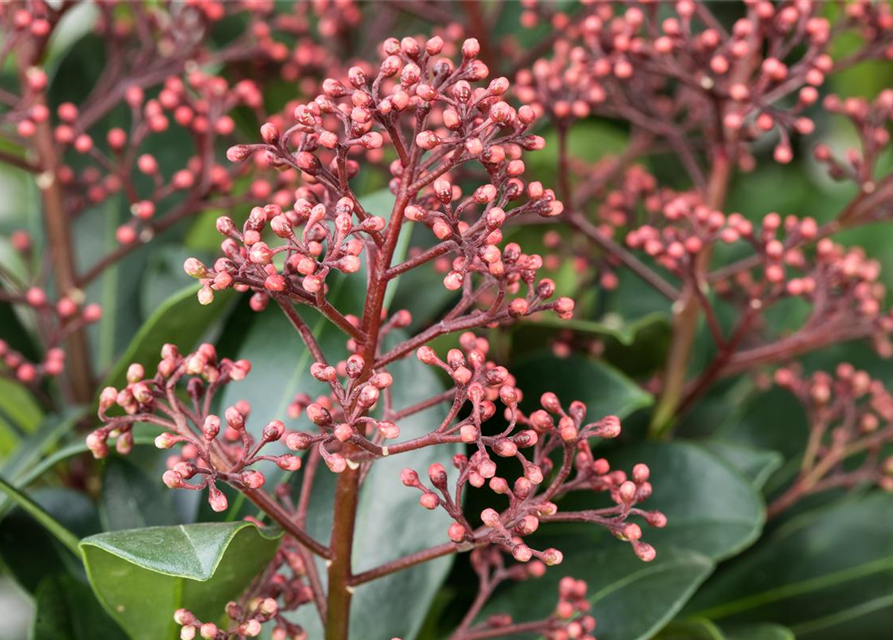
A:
2,2,893,640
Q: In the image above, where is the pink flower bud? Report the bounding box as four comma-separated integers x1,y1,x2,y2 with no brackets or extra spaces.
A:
541,548,563,566
241,470,266,489
208,487,228,512
448,522,467,542
163,470,184,489
462,38,481,58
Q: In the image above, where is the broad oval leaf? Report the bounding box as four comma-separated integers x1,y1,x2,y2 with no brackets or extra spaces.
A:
32,574,124,640
484,543,713,640
81,522,282,640
607,442,765,561
512,352,653,420
685,492,893,640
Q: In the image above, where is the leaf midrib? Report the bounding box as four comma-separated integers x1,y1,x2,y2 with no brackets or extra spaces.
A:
692,554,893,620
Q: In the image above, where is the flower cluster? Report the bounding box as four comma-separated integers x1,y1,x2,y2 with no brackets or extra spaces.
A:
768,363,893,517
450,546,597,640
401,334,665,563
208,33,569,329
814,90,893,221
0,1,337,403
517,0,893,168
0,254,102,385
86,343,304,514
174,535,315,640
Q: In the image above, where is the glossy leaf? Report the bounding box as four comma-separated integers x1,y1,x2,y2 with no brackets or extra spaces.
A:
606,442,765,561
81,522,282,640
512,351,653,420
685,493,893,639
99,457,178,531
485,543,713,640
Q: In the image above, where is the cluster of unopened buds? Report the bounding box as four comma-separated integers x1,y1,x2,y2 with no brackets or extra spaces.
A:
215,33,569,313
0,233,102,383
586,160,893,361
174,532,317,640
401,334,665,563
174,594,298,640
485,577,596,640
282,350,405,474
713,218,893,355
186,196,383,308
515,0,893,167
86,343,304,513
814,90,893,196
73,74,265,246
453,545,598,640
768,363,893,517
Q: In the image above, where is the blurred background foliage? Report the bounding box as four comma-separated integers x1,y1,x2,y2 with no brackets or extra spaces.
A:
2,2,893,640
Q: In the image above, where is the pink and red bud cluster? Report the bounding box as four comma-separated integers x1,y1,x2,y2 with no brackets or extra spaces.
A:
768,363,893,516
405,336,664,565
87,343,304,514
814,90,893,193
281,352,402,475
517,0,893,168
715,218,893,351
174,530,320,640
0,264,101,384
185,197,380,308
174,594,282,640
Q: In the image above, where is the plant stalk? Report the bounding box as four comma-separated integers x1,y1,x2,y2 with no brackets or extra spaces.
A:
17,45,94,404
649,150,732,439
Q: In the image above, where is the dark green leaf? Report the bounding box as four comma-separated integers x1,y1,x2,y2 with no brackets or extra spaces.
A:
0,488,97,593
99,457,178,531
512,352,653,420
485,543,713,640
81,522,282,640
685,493,893,640
101,284,236,394
31,574,124,640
